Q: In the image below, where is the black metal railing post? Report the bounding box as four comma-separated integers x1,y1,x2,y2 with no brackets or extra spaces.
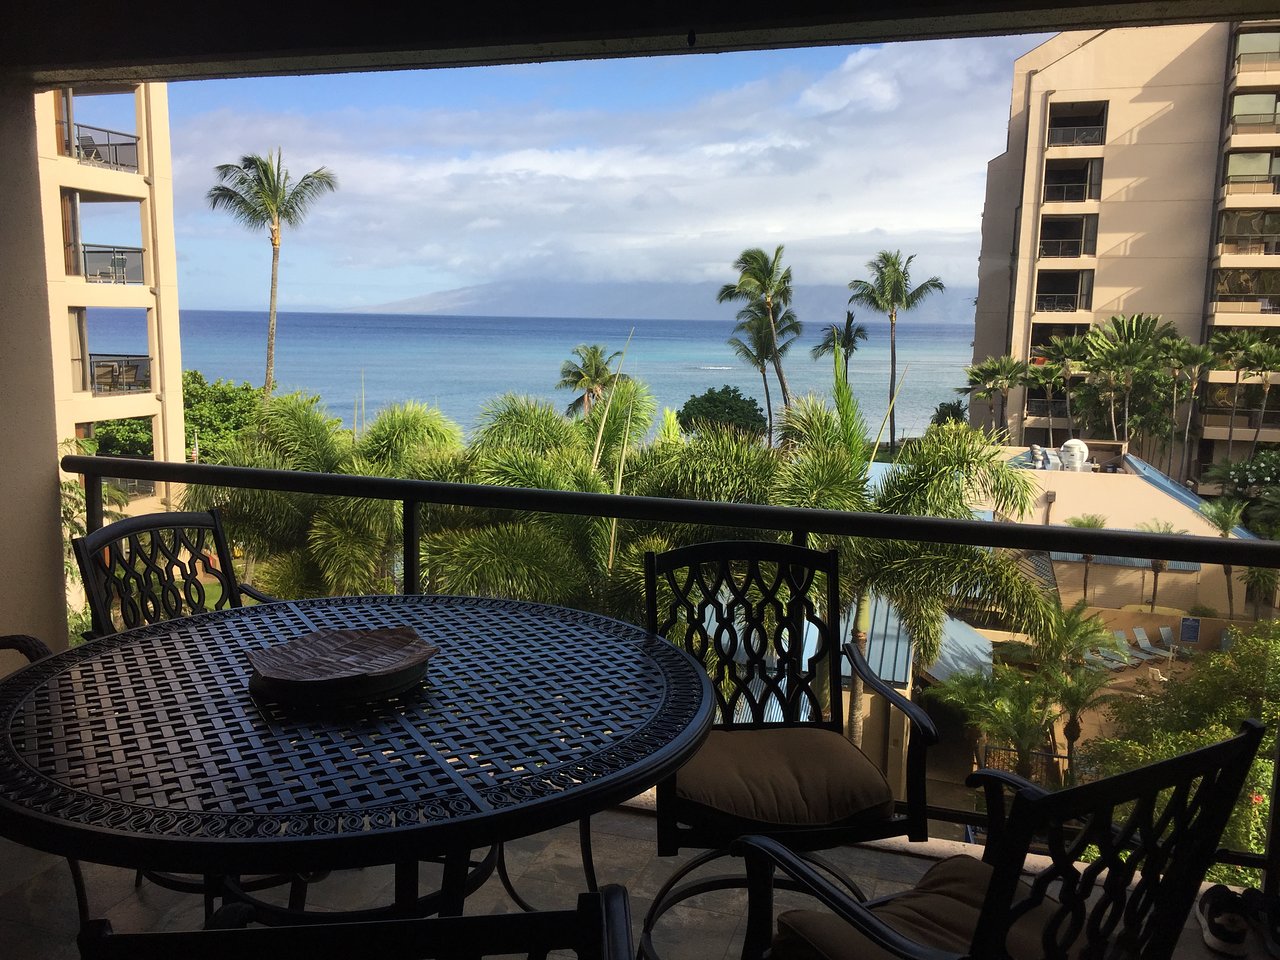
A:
85,473,103,533
403,499,421,595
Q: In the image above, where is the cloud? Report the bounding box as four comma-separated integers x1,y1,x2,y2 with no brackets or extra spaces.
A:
171,35,1045,310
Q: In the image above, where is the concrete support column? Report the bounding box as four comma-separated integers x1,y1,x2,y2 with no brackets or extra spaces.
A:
0,84,70,663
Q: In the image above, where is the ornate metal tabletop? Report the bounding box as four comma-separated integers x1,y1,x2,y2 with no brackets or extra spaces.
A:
0,595,712,875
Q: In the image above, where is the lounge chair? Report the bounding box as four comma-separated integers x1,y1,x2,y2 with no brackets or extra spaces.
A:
1094,646,1139,668
1134,627,1173,662
1120,629,1159,662
1159,625,1175,645
1084,649,1124,672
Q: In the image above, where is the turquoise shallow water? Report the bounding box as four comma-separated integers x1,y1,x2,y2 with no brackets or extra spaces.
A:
87,309,974,437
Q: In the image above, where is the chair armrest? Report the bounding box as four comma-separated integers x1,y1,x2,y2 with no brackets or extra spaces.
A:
844,642,939,745
732,836,964,960
237,584,276,605
0,634,53,664
965,769,1049,850
595,885,634,960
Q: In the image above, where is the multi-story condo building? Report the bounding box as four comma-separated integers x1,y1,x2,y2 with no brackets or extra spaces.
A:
974,21,1280,479
37,83,185,503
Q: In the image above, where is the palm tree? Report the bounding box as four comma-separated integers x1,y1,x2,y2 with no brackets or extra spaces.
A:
1211,329,1263,462
1158,335,1190,476
1136,519,1188,611
1201,498,1247,619
1042,334,1088,440
206,150,338,399
1023,362,1063,443
810,311,868,385
1050,666,1115,785
729,301,800,442
987,355,1028,439
847,250,945,451
1247,340,1280,460
927,666,1057,779
1244,565,1280,620
717,246,797,408
555,344,629,417
1176,341,1215,480
959,358,999,429
1065,513,1108,604
1086,315,1174,443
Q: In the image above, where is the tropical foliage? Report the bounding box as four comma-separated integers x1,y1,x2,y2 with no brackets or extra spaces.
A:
555,344,629,417
677,385,766,436
207,150,338,398
717,246,798,410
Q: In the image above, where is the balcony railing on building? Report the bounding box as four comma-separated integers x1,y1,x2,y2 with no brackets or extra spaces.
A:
1225,173,1280,195
81,244,143,284
1219,233,1280,255
1232,112,1280,134
1034,293,1084,312
88,354,151,395
1202,407,1280,430
1213,295,1280,313
1238,50,1280,72
1038,239,1085,258
1046,125,1104,147
1025,398,1069,418
56,121,139,172
1042,182,1092,202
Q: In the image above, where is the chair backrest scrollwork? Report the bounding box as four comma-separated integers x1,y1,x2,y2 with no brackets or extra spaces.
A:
645,540,842,732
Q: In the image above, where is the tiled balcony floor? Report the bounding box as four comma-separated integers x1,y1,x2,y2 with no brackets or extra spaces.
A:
0,806,1253,958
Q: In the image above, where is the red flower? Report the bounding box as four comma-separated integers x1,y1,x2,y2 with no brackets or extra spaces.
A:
1252,793,1265,805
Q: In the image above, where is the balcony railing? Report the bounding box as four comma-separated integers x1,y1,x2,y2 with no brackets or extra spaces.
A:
88,353,151,395
1047,126,1104,146
1202,407,1280,429
1038,239,1084,258
1219,234,1280,255
1237,51,1280,72
1034,293,1085,312
59,453,1280,883
1043,182,1090,202
81,244,143,284
1025,399,1069,417
1212,294,1280,313
57,120,140,172
1232,112,1280,133
1225,174,1280,195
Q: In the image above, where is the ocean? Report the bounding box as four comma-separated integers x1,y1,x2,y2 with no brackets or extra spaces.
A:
87,309,975,437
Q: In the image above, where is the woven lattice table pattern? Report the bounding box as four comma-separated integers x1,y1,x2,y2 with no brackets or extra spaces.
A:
0,596,709,873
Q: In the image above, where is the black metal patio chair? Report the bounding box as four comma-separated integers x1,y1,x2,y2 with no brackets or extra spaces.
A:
0,634,90,922
78,885,633,960
638,540,939,956
736,718,1265,960
71,509,292,913
72,508,271,640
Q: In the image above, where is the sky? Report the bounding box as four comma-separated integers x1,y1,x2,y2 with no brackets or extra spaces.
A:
80,34,1049,313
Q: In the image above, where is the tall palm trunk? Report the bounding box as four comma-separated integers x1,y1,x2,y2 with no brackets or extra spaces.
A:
1150,558,1166,612
1122,386,1132,443
1044,381,1055,444
845,591,870,747
1227,372,1242,462
1251,380,1272,461
1183,380,1200,479
765,300,793,408
888,310,898,451
1167,376,1178,477
760,368,773,443
1063,714,1082,786
264,224,281,400
1082,555,1093,603
1063,366,1075,440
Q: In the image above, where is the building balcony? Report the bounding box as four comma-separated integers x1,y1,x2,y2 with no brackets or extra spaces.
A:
1025,398,1069,419
1046,125,1104,147
56,121,139,172
1231,111,1280,134
1236,51,1280,81
1225,174,1280,196
1218,233,1280,255
1038,239,1086,257
1201,407,1280,442
87,354,151,395
1210,295,1280,314
1033,293,1088,312
80,244,144,284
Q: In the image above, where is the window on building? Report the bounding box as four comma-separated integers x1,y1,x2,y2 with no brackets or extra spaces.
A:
1231,92,1280,130
1039,215,1097,257
1034,270,1094,312
1046,101,1107,146
1219,210,1280,254
1237,30,1280,66
1043,158,1103,202
1214,268,1280,312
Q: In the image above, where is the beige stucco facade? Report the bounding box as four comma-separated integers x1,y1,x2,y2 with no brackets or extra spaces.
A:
974,23,1269,473
0,83,184,663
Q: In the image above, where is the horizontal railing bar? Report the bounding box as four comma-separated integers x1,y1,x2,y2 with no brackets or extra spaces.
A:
61,455,1280,568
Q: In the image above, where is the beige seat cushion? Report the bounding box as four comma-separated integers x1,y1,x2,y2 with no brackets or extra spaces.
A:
774,855,1062,960
675,728,894,828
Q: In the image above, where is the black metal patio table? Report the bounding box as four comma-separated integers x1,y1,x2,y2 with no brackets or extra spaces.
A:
0,594,712,917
